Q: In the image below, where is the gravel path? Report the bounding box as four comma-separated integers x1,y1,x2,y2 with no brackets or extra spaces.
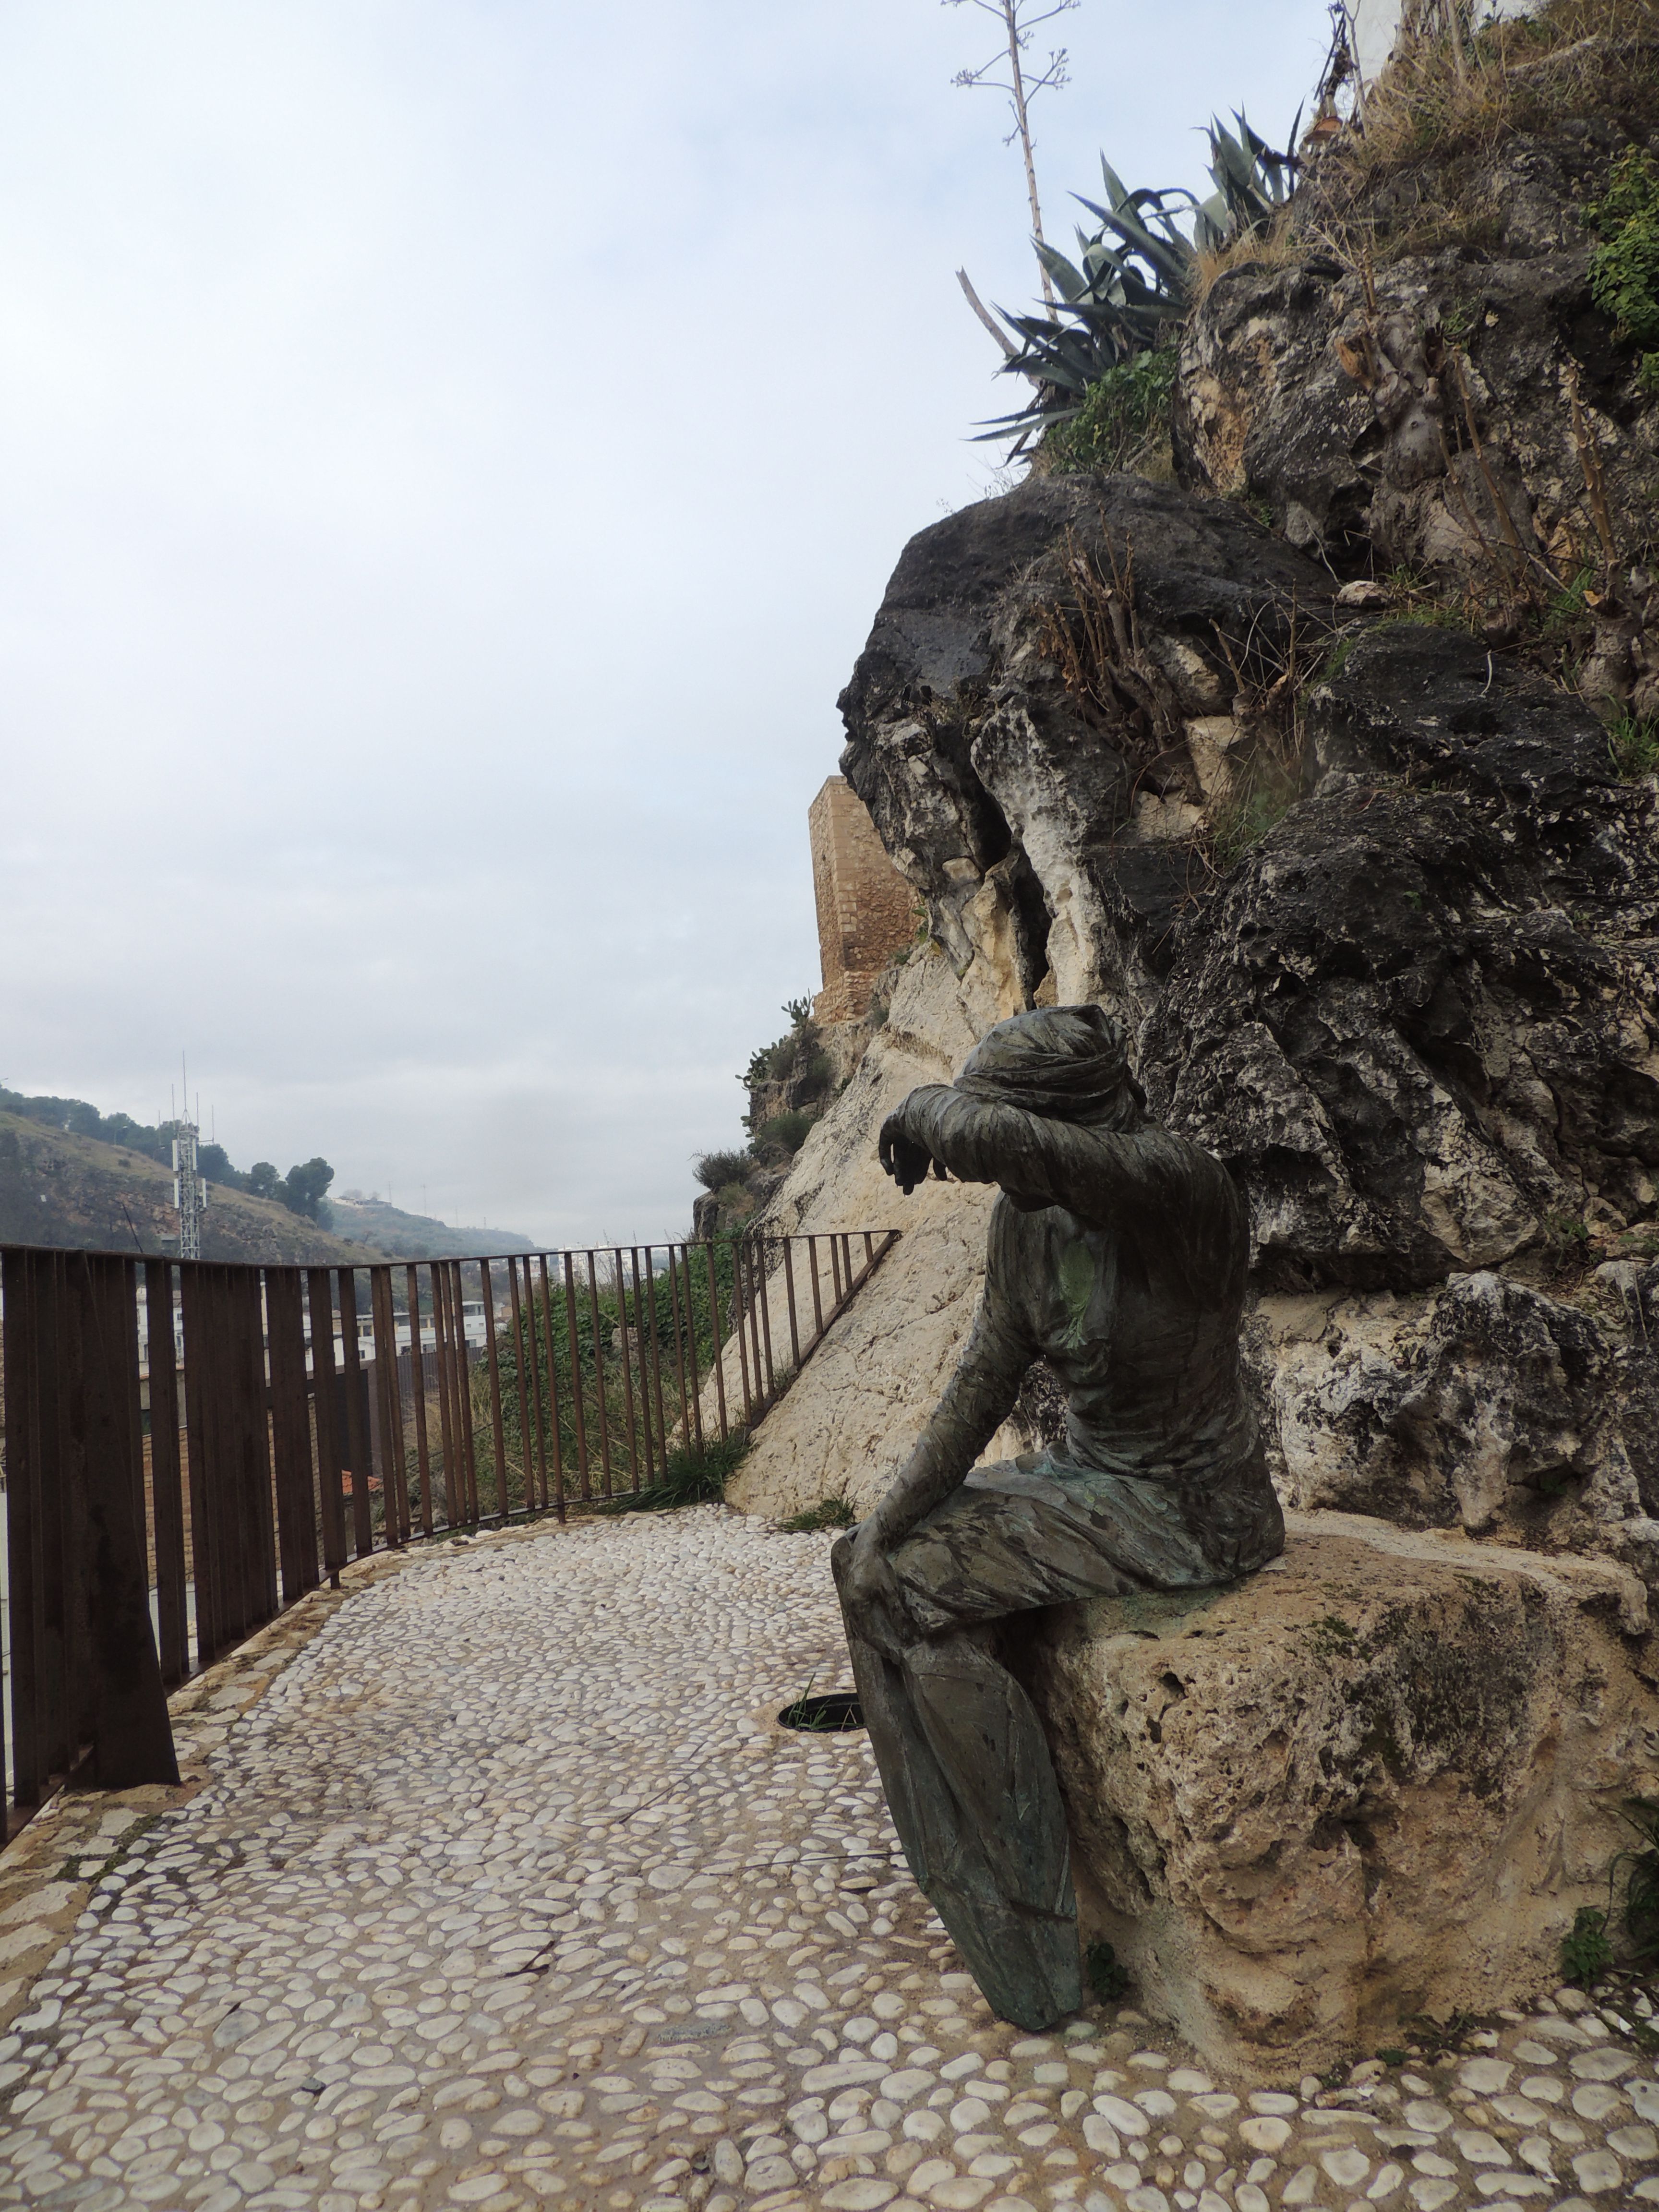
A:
0,1506,1655,2212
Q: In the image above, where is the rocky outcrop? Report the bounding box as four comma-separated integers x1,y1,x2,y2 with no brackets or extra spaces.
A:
839,474,1330,1012
1017,1512,1659,2075
1176,114,1659,702
1147,623,1659,1290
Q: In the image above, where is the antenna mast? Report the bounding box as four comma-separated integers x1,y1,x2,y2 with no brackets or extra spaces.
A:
170,1054,208,1260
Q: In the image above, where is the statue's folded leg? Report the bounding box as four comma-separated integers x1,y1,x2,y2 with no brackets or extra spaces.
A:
833,1472,1143,2033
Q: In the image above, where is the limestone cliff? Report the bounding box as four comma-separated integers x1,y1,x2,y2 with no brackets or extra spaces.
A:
732,61,1659,1629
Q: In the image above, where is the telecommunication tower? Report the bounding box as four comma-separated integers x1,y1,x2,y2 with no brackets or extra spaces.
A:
170,1070,208,1260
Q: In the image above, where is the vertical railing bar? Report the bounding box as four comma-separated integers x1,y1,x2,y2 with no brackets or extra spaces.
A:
337,1270,374,1560
665,1242,692,1450
119,1259,147,1599
52,1250,81,1782
755,1237,777,1402
307,1270,346,1587
407,1264,434,1539
611,1248,642,1494
179,1265,215,1668
520,1258,549,1512
679,1246,705,1452
3,1252,41,1805
748,1236,768,1407
505,1257,534,1516
807,1234,825,1344
704,1241,729,1444
218,1268,252,1642
266,1270,313,1607
426,1264,454,1530
55,1258,87,1776
246,1269,280,1628
630,1250,657,1484
144,1260,188,1683
563,1253,590,1503
369,1268,405,1549
441,1262,469,1527
291,1273,322,1597
446,1260,474,1526
383,1267,411,1547
782,1238,802,1371
641,1250,669,1470
454,1262,481,1525
584,1251,613,1499
539,1255,567,1520
739,1238,756,1424
480,1260,509,1525
863,1229,875,1272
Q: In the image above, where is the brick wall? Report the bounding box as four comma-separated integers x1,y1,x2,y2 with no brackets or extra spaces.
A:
808,777,916,1024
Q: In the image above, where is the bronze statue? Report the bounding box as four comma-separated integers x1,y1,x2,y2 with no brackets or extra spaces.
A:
833,1004,1283,2030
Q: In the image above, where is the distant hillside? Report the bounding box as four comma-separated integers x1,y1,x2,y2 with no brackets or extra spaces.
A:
0,1112,377,1264
329,1195,535,1261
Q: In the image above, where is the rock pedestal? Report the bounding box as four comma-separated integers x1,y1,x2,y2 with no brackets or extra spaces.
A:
1014,1510,1658,2078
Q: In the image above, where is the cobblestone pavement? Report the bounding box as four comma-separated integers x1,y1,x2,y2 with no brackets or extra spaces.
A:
0,1506,1656,2212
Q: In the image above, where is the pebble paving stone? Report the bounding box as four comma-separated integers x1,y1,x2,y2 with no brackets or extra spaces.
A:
0,1504,1657,2212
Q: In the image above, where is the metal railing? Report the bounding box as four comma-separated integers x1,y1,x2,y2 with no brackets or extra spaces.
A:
0,1228,897,1823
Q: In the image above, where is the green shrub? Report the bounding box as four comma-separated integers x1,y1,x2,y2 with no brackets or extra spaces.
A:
1588,148,1659,384
694,1148,752,1192
596,1431,750,1516
1608,713,1659,780
781,1497,855,1533
1042,350,1176,476
751,1111,815,1161
1561,1904,1613,1987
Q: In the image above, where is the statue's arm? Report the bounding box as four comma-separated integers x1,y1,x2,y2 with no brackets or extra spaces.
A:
886,1084,1175,1225
863,1285,1030,1553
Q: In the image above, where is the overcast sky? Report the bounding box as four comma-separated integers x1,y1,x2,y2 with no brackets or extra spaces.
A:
0,0,1330,1248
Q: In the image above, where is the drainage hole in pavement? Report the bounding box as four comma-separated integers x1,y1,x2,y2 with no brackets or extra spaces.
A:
778,1691,865,1732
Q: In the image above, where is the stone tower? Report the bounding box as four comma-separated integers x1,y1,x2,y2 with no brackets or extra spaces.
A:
808,777,915,1024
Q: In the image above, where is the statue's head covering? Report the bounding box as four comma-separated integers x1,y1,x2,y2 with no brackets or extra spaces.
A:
954,1004,1145,1130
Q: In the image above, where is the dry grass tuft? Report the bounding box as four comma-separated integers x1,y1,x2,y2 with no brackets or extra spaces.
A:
1281,0,1659,267
1190,208,1304,304
1336,0,1659,180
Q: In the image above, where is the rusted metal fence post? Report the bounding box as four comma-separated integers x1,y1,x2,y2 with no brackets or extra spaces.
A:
480,1259,509,1524
144,1258,189,1683
406,1262,435,1539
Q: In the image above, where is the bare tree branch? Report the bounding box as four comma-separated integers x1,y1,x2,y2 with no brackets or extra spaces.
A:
945,0,1079,316
956,267,1021,358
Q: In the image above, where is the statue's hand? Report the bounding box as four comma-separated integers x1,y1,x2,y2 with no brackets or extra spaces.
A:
833,1524,916,1665
879,1111,934,1196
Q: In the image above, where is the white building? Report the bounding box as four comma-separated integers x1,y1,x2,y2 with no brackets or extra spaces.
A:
1344,0,1537,86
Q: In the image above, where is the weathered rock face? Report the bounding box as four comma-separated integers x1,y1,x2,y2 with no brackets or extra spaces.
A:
1257,1267,1659,1597
1017,1512,1659,2076
1175,120,1659,637
1147,624,1659,1289
839,474,1330,1012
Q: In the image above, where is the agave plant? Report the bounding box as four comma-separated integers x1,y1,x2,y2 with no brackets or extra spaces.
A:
975,112,1300,446
1195,110,1301,253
